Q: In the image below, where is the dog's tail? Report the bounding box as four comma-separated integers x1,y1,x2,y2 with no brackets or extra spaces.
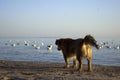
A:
83,35,99,49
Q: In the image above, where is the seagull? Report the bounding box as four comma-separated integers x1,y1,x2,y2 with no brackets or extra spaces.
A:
11,43,16,47
115,45,120,50
35,46,40,50
41,42,44,46
106,45,112,49
25,43,29,46
47,44,52,50
32,44,36,47
97,44,104,49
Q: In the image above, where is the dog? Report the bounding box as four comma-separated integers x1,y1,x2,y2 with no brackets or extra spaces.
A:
55,35,99,72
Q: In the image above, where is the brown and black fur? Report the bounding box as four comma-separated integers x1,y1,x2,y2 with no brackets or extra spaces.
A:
55,38,83,68
55,35,99,72
76,35,99,72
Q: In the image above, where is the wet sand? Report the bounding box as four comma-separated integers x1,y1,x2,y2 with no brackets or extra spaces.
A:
0,60,120,80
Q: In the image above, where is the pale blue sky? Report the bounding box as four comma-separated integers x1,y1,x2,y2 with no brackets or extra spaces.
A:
0,0,120,39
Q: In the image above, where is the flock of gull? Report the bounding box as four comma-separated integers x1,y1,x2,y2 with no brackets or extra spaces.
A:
1,40,120,52
2,40,53,51
97,41,120,50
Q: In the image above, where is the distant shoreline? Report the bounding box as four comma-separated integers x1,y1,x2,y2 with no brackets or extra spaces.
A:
0,37,120,41
0,60,120,80
0,36,59,39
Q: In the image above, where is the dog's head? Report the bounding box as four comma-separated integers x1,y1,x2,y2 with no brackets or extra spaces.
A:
55,39,65,51
55,38,74,51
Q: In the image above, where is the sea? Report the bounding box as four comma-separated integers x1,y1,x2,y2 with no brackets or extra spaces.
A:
0,37,120,66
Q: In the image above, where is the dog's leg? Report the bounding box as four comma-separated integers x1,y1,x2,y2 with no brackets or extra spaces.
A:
64,58,70,68
77,57,82,72
73,59,77,69
87,59,92,72
87,47,92,72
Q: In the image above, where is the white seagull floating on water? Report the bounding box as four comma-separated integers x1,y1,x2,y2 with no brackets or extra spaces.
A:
47,44,53,50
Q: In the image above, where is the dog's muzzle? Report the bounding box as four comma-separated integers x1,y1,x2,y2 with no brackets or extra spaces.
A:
57,47,61,51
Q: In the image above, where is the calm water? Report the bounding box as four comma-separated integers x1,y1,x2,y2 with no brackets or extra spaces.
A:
0,37,120,66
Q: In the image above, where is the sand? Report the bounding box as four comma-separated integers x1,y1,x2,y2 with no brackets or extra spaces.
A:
0,60,120,80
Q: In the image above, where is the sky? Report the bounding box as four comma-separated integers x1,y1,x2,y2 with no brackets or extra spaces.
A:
0,0,120,39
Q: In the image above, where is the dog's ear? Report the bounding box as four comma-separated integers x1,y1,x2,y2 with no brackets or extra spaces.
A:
55,39,62,45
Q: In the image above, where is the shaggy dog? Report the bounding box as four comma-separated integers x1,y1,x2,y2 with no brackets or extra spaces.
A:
55,35,99,72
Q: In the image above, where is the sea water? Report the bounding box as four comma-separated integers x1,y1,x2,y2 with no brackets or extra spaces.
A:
0,37,120,66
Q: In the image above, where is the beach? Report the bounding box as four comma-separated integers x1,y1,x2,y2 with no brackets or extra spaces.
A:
0,60,120,80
